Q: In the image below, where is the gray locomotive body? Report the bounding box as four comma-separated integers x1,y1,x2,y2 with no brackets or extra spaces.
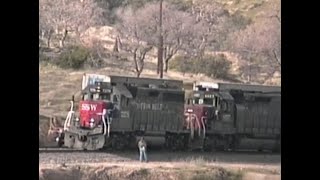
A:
102,76,188,150
185,82,281,152
233,92,281,151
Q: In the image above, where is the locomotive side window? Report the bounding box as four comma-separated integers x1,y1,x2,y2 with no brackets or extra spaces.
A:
112,94,119,103
100,94,110,100
121,96,129,107
83,94,89,100
203,98,214,106
93,93,100,100
112,94,121,110
215,97,219,107
193,98,203,105
220,101,230,112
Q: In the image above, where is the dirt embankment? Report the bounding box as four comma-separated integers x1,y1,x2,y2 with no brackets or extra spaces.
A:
39,151,280,180
39,163,280,180
40,166,236,180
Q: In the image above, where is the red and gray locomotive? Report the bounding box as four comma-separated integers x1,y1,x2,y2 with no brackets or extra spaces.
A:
56,74,187,150
184,82,281,152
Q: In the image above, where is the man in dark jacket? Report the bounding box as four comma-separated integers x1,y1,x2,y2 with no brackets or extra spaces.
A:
138,137,148,162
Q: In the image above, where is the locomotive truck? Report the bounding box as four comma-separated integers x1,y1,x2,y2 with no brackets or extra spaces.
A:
184,82,281,152
56,73,188,150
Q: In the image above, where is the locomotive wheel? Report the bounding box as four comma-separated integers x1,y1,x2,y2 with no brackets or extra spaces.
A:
111,134,126,150
203,137,213,151
273,137,281,153
175,134,186,151
58,140,64,148
165,134,172,149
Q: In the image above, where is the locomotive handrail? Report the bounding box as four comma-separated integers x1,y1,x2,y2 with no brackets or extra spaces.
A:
100,109,107,136
194,114,201,137
98,109,112,137
201,116,206,138
188,115,194,139
186,113,201,139
64,101,75,131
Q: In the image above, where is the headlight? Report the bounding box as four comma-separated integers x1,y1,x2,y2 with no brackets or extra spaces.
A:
187,109,193,113
89,122,94,127
75,118,79,121
90,118,95,123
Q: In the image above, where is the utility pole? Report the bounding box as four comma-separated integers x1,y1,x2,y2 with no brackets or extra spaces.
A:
157,0,164,78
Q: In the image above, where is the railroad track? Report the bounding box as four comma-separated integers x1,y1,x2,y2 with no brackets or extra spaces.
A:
39,146,278,155
39,149,281,166
39,147,106,153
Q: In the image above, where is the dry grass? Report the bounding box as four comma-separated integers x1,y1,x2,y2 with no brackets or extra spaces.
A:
39,164,248,180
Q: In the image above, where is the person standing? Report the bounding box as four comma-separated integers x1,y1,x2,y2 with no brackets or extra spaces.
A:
138,137,148,162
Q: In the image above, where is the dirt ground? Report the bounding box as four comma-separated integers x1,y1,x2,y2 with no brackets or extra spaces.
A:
39,151,280,180
40,161,280,180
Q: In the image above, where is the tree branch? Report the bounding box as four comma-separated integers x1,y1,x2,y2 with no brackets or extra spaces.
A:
273,49,281,66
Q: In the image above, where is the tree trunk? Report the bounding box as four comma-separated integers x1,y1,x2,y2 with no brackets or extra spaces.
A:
164,59,169,73
47,30,52,48
137,71,141,78
133,49,141,78
157,0,163,78
158,36,163,78
113,37,119,52
59,29,68,48
273,49,281,66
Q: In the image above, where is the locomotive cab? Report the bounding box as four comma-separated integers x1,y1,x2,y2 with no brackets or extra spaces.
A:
61,81,115,150
76,82,113,129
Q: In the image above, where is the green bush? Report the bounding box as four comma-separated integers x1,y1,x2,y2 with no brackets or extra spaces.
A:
56,46,90,69
169,54,231,79
39,52,50,62
169,55,194,73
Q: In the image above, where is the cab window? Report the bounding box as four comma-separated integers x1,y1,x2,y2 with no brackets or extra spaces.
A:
203,98,214,106
220,101,230,112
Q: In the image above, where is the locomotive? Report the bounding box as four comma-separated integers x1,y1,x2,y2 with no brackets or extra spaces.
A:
56,74,187,150
184,82,281,152
53,74,281,152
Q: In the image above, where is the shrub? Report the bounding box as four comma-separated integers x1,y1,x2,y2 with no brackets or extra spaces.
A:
202,54,232,78
39,52,51,62
169,55,193,73
169,54,231,79
56,45,90,69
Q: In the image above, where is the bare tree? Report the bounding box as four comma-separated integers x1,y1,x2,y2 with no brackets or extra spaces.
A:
116,8,154,77
228,17,281,82
187,0,230,55
117,2,198,73
39,0,106,48
160,3,196,72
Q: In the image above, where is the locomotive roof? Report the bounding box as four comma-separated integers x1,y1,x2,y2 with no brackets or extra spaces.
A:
82,82,112,93
136,86,185,93
218,83,281,93
193,90,234,100
194,81,281,93
108,75,183,90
